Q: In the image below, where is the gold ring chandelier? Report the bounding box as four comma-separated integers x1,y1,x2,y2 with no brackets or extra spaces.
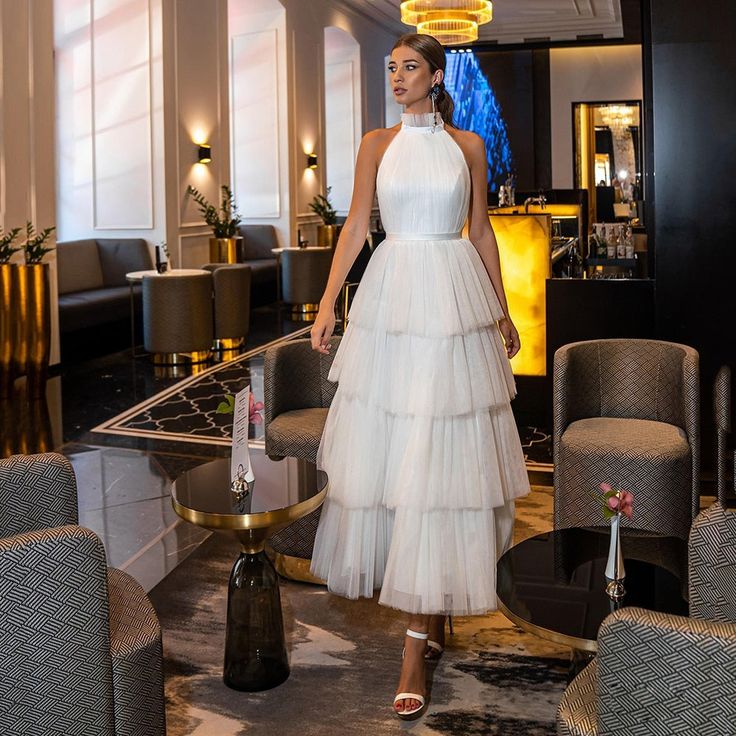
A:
400,1,493,46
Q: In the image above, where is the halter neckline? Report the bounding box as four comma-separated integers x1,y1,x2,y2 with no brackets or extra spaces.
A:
401,112,444,131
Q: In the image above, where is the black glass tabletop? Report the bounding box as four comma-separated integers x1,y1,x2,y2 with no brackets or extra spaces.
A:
496,527,689,651
172,453,327,522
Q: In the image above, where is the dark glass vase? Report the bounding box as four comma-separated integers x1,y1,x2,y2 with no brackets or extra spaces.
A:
223,550,290,691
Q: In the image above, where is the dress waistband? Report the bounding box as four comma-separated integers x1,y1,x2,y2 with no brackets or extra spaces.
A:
384,231,463,242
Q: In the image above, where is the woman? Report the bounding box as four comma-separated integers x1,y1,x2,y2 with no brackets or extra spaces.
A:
309,33,530,719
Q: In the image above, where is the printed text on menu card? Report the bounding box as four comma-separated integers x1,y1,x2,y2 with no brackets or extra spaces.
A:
231,385,254,485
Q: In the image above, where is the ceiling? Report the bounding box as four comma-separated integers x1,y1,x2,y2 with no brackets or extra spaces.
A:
334,0,625,45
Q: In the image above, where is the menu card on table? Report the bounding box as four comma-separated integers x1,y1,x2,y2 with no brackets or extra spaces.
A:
231,385,255,489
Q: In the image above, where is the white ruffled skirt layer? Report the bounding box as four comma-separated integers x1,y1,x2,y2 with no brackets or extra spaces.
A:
310,237,531,615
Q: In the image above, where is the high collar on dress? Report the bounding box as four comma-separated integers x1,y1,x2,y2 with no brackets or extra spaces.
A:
400,112,444,132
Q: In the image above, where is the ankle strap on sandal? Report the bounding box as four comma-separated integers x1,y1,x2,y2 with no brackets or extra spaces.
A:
406,628,429,640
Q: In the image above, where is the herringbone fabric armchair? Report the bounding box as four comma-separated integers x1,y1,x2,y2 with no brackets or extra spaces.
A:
553,339,700,540
264,337,340,562
557,503,736,736
264,336,340,463
714,365,733,503
0,453,165,736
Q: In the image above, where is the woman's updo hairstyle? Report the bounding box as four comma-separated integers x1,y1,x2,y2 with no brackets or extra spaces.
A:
391,33,455,127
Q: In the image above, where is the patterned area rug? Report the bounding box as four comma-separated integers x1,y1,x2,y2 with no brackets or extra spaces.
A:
150,486,568,735
91,327,311,446
90,325,552,468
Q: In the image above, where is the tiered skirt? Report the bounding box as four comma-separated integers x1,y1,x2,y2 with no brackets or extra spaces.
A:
310,236,530,615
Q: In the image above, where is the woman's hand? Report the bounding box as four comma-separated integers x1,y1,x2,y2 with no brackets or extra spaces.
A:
498,317,520,359
311,303,336,354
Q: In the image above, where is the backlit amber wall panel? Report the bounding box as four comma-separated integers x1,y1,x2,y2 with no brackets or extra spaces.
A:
490,214,551,376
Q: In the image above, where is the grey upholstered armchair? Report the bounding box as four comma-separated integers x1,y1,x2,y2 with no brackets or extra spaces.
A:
142,271,213,362
0,453,165,736
263,336,341,462
280,248,333,313
202,263,252,350
264,336,340,568
715,365,733,503
557,501,736,735
553,339,700,540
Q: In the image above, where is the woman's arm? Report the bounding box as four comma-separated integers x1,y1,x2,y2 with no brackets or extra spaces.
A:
463,132,520,358
311,130,384,353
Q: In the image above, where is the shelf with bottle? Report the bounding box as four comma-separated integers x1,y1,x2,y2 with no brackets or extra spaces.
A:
587,222,635,262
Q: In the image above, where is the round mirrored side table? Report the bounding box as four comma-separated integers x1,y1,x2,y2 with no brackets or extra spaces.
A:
172,455,328,691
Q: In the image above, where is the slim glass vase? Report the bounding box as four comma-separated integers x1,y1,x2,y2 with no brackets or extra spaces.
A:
223,549,290,691
605,513,626,600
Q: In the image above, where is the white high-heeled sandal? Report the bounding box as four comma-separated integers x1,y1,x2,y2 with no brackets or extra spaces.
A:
394,629,428,720
425,615,454,660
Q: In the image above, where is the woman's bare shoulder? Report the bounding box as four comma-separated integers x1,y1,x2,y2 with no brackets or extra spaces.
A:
360,126,401,163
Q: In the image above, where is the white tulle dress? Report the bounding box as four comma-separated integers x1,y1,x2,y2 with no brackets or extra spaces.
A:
310,112,531,615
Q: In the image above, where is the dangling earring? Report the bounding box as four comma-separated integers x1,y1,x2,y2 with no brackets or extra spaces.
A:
430,83,441,133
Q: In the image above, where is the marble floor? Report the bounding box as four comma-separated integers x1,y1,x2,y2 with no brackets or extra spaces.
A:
2,305,310,592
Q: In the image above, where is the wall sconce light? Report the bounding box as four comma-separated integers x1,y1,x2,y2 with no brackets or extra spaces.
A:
306,152,318,169
198,144,212,164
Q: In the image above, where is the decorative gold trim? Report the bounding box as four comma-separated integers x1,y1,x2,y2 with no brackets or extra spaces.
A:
497,599,597,653
153,350,212,366
209,237,243,264
288,303,319,322
213,337,245,353
172,482,328,534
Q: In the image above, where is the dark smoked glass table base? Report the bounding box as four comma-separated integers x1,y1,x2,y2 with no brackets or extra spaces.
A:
496,527,688,677
172,454,328,691
225,549,288,691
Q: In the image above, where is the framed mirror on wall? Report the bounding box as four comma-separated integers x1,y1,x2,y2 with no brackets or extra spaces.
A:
573,101,644,228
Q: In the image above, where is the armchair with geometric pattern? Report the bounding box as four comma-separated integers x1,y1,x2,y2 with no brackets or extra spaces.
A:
556,501,736,736
263,336,340,576
0,453,165,736
263,336,341,463
715,364,734,503
553,338,700,541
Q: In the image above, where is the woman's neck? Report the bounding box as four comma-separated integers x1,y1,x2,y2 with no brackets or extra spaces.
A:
403,102,433,115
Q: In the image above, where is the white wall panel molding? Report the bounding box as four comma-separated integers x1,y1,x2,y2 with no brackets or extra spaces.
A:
174,0,228,231
178,229,211,269
91,0,154,229
55,0,164,242
230,28,281,219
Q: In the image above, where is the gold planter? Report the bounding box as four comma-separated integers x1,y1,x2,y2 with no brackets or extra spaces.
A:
209,236,244,264
317,225,340,249
0,264,16,398
14,263,51,399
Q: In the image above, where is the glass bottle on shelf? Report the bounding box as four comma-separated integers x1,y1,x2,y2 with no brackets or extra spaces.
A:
588,224,598,260
615,225,625,258
624,225,635,259
597,225,608,258
606,225,616,258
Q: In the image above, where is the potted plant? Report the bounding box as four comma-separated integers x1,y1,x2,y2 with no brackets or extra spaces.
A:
187,184,243,263
309,187,340,248
0,227,21,398
15,222,56,399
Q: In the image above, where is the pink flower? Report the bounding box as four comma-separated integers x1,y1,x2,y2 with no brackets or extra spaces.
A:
594,483,635,521
618,490,634,519
606,490,634,519
249,393,264,425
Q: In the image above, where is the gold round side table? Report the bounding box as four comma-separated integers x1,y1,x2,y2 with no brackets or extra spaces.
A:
172,456,327,691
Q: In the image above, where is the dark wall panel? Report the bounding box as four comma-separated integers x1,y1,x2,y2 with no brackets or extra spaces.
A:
650,0,736,465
